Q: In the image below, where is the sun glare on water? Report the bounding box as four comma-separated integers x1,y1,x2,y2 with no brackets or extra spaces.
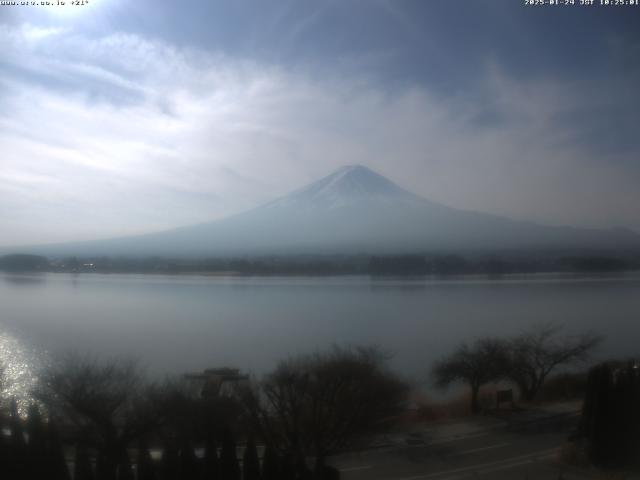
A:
0,330,42,414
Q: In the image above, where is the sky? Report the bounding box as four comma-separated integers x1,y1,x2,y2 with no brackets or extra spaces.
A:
1,0,639,247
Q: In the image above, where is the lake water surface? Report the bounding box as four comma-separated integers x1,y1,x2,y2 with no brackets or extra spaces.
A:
1,272,639,386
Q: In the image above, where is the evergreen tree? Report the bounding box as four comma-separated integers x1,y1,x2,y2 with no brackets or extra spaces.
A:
610,362,640,466
202,436,219,480
160,440,179,480
582,361,640,468
219,428,240,480
242,436,260,480
0,408,10,480
9,398,27,479
26,404,47,471
74,443,95,480
279,454,295,480
136,439,156,480
260,445,279,480
116,449,135,480
295,456,312,479
583,364,616,466
46,420,71,480
96,452,117,480
179,439,199,480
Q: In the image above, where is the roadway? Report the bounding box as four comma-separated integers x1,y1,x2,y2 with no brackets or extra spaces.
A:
332,422,594,479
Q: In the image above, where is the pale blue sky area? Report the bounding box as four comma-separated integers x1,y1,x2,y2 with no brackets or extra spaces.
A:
1,0,639,245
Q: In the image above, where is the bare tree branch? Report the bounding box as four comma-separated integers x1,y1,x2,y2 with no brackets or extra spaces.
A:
507,324,602,401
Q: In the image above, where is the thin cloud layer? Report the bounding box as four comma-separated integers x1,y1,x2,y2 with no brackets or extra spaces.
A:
1,22,639,247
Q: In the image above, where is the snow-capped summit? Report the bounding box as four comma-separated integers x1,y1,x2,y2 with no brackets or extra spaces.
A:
264,164,416,210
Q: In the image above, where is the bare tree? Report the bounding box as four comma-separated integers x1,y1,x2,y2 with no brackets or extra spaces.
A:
148,375,243,445
507,325,601,402
432,338,509,414
240,346,408,472
36,354,163,480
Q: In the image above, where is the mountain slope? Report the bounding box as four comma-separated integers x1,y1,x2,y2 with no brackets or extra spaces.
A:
17,165,640,257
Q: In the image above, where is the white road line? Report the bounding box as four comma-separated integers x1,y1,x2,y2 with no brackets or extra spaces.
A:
457,442,510,455
476,453,555,475
394,447,558,480
340,465,373,472
352,433,492,456
428,432,490,445
379,431,491,453
441,453,556,480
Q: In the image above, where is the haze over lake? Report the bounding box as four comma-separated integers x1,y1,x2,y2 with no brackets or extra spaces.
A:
2,272,638,383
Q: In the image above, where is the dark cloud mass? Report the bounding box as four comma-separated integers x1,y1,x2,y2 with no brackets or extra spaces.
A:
0,0,639,247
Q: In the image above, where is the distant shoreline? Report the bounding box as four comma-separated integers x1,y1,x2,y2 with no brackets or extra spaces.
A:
2,252,640,277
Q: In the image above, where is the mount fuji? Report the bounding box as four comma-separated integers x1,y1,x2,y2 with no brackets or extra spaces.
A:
21,165,640,257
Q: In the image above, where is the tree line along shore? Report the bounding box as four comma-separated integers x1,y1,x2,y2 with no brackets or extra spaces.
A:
1,252,639,276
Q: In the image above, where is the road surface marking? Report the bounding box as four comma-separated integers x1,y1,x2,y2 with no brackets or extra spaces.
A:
340,465,373,472
357,432,492,456
457,442,510,455
441,453,557,480
394,447,558,480
428,432,490,445
475,453,555,475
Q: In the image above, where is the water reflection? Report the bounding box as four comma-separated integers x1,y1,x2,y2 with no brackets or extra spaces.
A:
2,273,46,287
0,328,41,413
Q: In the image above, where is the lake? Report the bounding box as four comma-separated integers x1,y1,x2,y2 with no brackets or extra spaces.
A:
1,272,639,395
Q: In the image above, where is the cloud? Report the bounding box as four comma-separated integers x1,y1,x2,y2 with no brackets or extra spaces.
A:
1,24,639,247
